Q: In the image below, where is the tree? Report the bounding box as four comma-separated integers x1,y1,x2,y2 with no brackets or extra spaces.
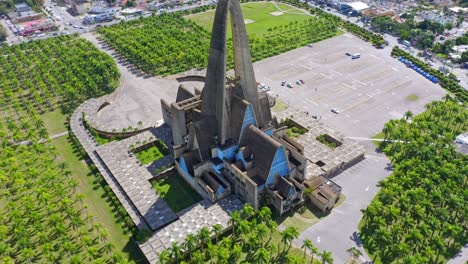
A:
346,246,362,260
302,239,313,259
320,250,334,264
280,226,299,253
0,24,6,42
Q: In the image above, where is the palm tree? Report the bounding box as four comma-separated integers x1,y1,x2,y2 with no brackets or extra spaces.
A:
169,242,182,263
320,250,334,264
255,247,269,264
280,226,299,253
302,239,313,259
158,250,170,264
198,227,211,250
346,246,362,261
212,224,223,243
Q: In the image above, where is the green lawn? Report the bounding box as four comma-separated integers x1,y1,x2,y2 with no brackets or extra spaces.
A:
51,136,145,263
134,143,167,165
278,195,346,233
152,171,202,212
272,98,289,112
187,2,311,37
40,109,68,135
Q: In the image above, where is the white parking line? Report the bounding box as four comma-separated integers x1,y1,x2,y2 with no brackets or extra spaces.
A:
330,70,343,75
305,98,318,106
320,73,332,79
342,82,356,90
391,67,399,71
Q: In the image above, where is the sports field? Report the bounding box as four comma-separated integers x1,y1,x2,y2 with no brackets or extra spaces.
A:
186,2,311,36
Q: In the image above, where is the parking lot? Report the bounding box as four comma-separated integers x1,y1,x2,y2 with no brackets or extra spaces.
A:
254,33,446,138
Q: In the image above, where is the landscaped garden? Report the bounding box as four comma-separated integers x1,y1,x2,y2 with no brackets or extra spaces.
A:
97,2,338,76
133,140,169,165
152,171,202,212
360,98,468,263
316,134,340,149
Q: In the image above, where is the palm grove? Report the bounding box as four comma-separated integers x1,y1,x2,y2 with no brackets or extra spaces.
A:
360,98,467,263
157,205,334,264
0,35,124,263
97,12,338,76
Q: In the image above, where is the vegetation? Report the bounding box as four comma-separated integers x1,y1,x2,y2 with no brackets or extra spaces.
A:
0,124,121,263
287,126,307,138
432,33,468,58
0,35,119,118
187,2,311,36
0,36,140,263
275,0,385,47
370,16,451,49
272,98,289,112
52,136,145,263
278,195,346,233
0,24,6,42
98,5,338,76
152,171,203,212
391,46,468,102
316,134,339,149
406,94,420,101
158,204,334,263
134,141,169,165
360,98,468,263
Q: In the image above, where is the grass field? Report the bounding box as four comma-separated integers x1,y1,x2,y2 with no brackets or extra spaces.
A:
278,195,346,233
152,171,202,212
51,136,145,263
41,109,68,135
187,2,311,36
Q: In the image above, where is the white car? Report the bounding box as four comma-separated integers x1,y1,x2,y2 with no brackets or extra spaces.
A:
287,83,293,88
331,108,339,114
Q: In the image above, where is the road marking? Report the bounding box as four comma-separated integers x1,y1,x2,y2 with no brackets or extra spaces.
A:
330,69,343,75
317,236,321,243
306,98,318,106
391,66,399,71
365,186,369,192
300,65,313,70
370,54,378,58
320,73,332,79
342,82,356,90
353,79,367,86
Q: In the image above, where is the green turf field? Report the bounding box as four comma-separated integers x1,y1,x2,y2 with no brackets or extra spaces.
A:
152,171,202,212
186,2,311,36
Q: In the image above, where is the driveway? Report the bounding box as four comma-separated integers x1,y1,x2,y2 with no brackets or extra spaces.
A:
294,143,392,263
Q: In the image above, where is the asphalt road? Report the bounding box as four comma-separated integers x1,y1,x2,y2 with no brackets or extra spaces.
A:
294,148,392,263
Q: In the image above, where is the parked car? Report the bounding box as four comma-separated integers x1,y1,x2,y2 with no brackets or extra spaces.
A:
307,43,313,48
331,108,339,114
281,81,286,86
296,80,302,85
299,80,305,84
287,83,293,88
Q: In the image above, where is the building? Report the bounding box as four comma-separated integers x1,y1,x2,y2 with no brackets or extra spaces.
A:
304,176,341,212
161,0,308,215
338,1,369,16
419,11,457,26
71,0,91,15
8,3,42,23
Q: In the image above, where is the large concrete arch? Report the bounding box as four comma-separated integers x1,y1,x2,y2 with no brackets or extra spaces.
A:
201,0,263,144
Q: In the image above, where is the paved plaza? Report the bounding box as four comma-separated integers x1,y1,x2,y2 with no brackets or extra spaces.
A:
257,33,446,138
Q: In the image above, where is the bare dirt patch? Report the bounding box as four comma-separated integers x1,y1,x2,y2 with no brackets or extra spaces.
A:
270,11,283,16
244,19,254,24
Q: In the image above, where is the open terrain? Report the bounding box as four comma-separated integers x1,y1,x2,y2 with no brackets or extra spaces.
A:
187,2,310,36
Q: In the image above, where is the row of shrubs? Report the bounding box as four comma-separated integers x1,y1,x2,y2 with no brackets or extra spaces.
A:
391,46,468,102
